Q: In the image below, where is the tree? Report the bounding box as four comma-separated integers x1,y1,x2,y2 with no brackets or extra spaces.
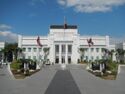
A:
102,48,108,60
78,48,85,62
102,48,112,61
116,49,125,63
4,43,18,61
1,43,23,62
108,49,115,62
16,47,23,59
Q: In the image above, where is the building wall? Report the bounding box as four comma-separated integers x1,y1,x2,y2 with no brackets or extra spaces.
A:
79,36,109,61
18,26,110,64
0,42,5,62
0,42,5,51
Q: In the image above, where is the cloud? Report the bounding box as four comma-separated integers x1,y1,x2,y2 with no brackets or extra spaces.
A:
57,0,125,13
0,24,18,43
0,24,12,30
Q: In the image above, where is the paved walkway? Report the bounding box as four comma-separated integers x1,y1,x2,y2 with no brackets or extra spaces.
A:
70,66,125,94
0,65,57,94
0,64,125,94
45,70,81,94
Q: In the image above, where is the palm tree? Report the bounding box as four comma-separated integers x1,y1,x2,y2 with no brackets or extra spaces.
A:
116,49,125,63
1,48,9,62
4,43,18,61
16,47,23,59
102,48,109,60
78,48,85,62
109,49,115,62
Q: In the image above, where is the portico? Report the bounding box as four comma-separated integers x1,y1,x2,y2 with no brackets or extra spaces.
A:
55,42,72,64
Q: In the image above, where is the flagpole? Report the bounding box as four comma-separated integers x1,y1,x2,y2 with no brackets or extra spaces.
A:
37,42,40,69
61,16,66,69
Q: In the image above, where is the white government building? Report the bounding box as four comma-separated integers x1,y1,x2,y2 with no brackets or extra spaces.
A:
18,23,114,64
0,42,5,62
0,42,5,51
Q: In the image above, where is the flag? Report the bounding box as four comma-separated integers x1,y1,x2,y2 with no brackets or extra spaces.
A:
87,38,94,47
64,23,67,29
37,36,42,47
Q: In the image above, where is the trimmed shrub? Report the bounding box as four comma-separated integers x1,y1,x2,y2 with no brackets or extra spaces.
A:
10,62,21,70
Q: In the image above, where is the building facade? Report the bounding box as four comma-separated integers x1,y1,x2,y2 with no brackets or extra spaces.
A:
0,42,5,62
0,42,5,51
18,24,110,64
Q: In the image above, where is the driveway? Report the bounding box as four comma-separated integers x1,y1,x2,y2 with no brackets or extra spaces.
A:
0,64,125,94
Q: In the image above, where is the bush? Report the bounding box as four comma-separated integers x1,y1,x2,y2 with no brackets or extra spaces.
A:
106,62,118,74
10,62,21,70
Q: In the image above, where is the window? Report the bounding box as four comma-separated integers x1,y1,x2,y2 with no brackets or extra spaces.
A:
68,45,72,54
39,48,42,52
101,48,105,52
85,48,88,52
68,56,71,64
62,45,65,54
33,48,37,52
55,56,59,64
96,48,99,52
55,45,59,54
23,48,26,52
62,56,65,63
33,56,36,60
28,56,31,59
91,56,93,60
28,48,31,52
86,56,88,60
102,56,105,59
91,48,94,52
96,56,99,60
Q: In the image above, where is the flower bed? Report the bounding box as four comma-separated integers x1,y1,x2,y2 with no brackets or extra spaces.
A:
10,59,40,79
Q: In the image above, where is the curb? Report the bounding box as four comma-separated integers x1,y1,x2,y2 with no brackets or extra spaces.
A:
118,64,125,74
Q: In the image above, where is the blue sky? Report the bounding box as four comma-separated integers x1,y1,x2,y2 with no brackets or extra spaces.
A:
0,0,125,43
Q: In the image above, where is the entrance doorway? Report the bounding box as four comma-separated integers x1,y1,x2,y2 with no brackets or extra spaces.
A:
62,56,65,64
55,56,59,64
68,56,71,64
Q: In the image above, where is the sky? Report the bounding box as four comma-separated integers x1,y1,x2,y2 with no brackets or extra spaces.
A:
0,0,125,43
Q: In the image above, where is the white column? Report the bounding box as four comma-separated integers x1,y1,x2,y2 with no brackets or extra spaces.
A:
37,47,39,61
59,44,62,64
65,44,68,64
88,48,91,61
31,47,33,60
